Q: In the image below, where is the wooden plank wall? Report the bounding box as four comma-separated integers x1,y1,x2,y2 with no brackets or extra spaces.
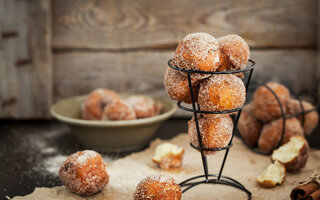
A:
0,0,52,118
0,0,319,118
52,0,318,117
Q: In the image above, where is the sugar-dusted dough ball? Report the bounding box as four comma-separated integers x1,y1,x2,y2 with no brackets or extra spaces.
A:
126,95,162,118
172,32,221,79
134,174,182,200
81,88,119,120
198,74,246,111
286,99,319,136
217,34,250,71
188,114,233,155
59,150,109,196
102,99,136,120
237,104,262,147
252,82,290,122
258,118,304,153
164,67,200,104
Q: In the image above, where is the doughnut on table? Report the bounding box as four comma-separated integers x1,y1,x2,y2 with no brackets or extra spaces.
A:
11,134,320,200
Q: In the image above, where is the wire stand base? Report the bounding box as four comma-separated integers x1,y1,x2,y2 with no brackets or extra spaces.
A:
168,59,256,199
180,174,251,199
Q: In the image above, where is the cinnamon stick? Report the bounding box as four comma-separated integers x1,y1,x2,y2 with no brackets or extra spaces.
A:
305,189,320,200
290,181,319,200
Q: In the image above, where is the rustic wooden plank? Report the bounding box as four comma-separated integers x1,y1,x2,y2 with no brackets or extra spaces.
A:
52,0,317,49
0,0,52,119
53,50,316,117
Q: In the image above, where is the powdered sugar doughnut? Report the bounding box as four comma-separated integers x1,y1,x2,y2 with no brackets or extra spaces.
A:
252,82,290,122
287,99,319,136
126,95,162,118
59,150,109,196
258,118,304,153
238,104,262,147
81,88,119,120
198,74,246,111
164,67,200,104
188,114,233,155
217,34,250,71
171,32,221,79
102,99,136,120
134,174,182,200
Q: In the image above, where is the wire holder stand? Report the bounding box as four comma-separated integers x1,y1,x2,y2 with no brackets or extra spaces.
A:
168,59,256,199
244,84,320,155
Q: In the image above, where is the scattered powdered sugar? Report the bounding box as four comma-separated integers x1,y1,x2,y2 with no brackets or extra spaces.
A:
42,155,68,175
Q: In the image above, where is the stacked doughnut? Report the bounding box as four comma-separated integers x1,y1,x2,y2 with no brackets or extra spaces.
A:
164,32,250,155
81,88,162,121
238,82,318,155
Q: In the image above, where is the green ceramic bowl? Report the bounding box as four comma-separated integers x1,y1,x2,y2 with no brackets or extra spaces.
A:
51,95,177,151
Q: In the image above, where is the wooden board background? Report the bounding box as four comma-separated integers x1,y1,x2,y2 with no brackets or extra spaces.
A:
0,0,319,118
0,0,52,118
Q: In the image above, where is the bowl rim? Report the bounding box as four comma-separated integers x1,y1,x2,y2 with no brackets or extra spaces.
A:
51,95,177,127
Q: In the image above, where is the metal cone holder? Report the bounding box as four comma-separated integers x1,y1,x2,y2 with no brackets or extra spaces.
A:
168,59,256,199
244,84,320,155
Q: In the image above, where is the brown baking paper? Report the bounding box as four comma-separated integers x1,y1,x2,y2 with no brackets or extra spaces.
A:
12,134,320,200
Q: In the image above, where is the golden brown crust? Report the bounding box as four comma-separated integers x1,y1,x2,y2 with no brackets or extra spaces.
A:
152,149,184,170
271,136,309,172
59,150,109,196
81,89,120,120
237,104,262,147
286,99,319,136
164,67,200,104
188,114,233,155
218,34,250,70
126,95,162,118
252,82,290,122
102,99,136,120
133,175,182,200
258,118,304,153
172,32,221,80
198,74,246,111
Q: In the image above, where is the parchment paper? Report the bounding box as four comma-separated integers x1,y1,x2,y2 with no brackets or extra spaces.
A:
12,134,320,200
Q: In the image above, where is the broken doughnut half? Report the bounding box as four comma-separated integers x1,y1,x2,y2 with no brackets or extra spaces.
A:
257,161,286,188
271,136,309,172
152,143,184,170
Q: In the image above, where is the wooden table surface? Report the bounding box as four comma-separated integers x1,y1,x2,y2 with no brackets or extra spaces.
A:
1,119,319,199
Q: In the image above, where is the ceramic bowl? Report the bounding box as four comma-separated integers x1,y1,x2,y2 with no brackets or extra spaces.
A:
51,95,176,151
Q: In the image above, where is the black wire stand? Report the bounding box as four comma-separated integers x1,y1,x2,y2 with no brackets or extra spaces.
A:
168,59,256,199
241,83,320,155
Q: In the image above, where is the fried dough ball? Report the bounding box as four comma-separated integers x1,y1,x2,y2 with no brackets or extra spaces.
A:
237,104,262,147
188,114,233,155
271,136,309,172
59,150,109,196
81,88,119,120
257,161,286,188
134,174,182,200
171,32,221,79
164,67,200,104
198,74,246,111
252,82,290,122
126,95,162,119
102,99,136,120
286,99,319,136
258,118,304,153
152,143,184,170
217,34,250,71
